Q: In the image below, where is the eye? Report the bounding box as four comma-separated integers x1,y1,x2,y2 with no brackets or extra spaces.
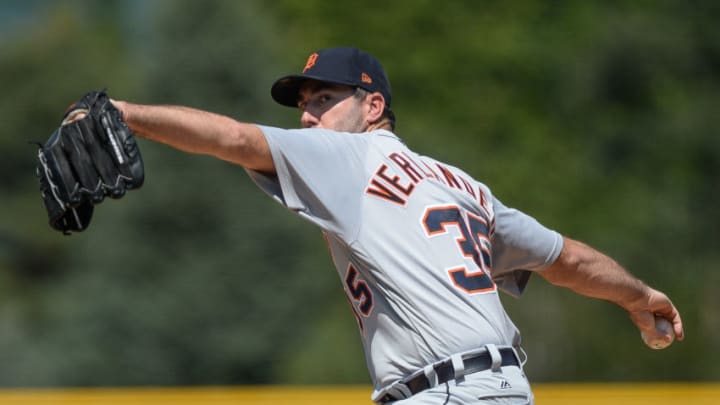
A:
304,93,332,110
299,89,338,111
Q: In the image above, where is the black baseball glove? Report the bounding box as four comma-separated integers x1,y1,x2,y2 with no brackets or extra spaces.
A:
36,91,144,234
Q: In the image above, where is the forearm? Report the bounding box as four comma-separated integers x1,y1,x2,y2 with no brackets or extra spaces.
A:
539,238,649,311
113,101,274,172
540,236,684,343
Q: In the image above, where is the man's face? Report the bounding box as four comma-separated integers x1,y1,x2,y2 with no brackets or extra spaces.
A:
297,81,367,132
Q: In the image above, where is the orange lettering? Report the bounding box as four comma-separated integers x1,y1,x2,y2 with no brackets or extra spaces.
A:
437,164,461,190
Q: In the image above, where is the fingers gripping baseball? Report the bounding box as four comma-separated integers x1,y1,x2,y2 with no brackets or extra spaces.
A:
628,289,684,349
635,312,674,349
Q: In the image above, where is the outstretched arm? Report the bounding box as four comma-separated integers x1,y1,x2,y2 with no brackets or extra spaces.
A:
539,237,684,347
112,101,275,173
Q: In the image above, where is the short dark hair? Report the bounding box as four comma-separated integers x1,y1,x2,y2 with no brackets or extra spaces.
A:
354,88,396,131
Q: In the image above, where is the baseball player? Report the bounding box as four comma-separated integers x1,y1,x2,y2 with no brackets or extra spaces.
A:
109,47,684,404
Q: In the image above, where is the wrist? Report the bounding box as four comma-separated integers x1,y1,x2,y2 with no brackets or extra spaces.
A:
620,283,653,313
110,99,130,122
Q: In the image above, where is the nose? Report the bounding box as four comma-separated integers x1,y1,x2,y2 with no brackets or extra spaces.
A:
300,108,319,128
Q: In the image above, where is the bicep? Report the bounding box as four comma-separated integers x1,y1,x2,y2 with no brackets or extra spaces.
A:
537,237,581,286
217,123,275,174
537,237,609,287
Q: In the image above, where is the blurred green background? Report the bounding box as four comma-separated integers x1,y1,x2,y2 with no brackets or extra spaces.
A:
0,0,718,388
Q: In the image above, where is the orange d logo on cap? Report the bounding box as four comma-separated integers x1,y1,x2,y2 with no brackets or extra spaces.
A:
303,53,319,73
271,47,392,108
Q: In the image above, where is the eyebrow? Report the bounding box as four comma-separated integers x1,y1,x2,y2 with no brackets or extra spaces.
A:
302,82,351,94
297,82,354,106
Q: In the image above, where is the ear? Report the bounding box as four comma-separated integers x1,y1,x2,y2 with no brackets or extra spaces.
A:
364,92,386,124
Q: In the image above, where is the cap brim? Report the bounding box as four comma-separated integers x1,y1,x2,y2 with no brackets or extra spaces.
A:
271,75,306,107
270,74,359,108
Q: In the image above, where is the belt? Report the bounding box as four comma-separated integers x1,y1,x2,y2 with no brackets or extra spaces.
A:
379,347,519,403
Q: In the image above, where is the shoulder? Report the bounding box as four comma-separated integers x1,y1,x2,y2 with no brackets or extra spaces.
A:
370,128,401,141
260,125,393,140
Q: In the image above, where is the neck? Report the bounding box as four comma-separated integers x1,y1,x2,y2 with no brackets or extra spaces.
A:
366,119,393,132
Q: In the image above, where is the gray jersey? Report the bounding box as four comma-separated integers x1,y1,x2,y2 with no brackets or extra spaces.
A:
247,126,563,393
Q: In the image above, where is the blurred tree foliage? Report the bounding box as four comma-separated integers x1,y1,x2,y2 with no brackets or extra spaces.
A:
0,0,717,387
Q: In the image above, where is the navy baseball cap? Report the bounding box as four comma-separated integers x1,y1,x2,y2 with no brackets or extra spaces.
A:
271,47,392,108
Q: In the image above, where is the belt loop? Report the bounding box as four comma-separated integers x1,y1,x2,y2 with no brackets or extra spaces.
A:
423,363,438,387
450,353,465,382
516,346,528,367
485,344,502,372
385,380,412,401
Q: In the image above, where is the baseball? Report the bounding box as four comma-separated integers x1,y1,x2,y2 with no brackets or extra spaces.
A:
641,316,675,349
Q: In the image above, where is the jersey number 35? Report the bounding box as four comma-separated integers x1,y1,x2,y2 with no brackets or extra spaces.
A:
422,205,496,294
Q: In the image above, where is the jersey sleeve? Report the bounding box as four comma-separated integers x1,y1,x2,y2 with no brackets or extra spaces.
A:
245,125,367,236
491,197,564,297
